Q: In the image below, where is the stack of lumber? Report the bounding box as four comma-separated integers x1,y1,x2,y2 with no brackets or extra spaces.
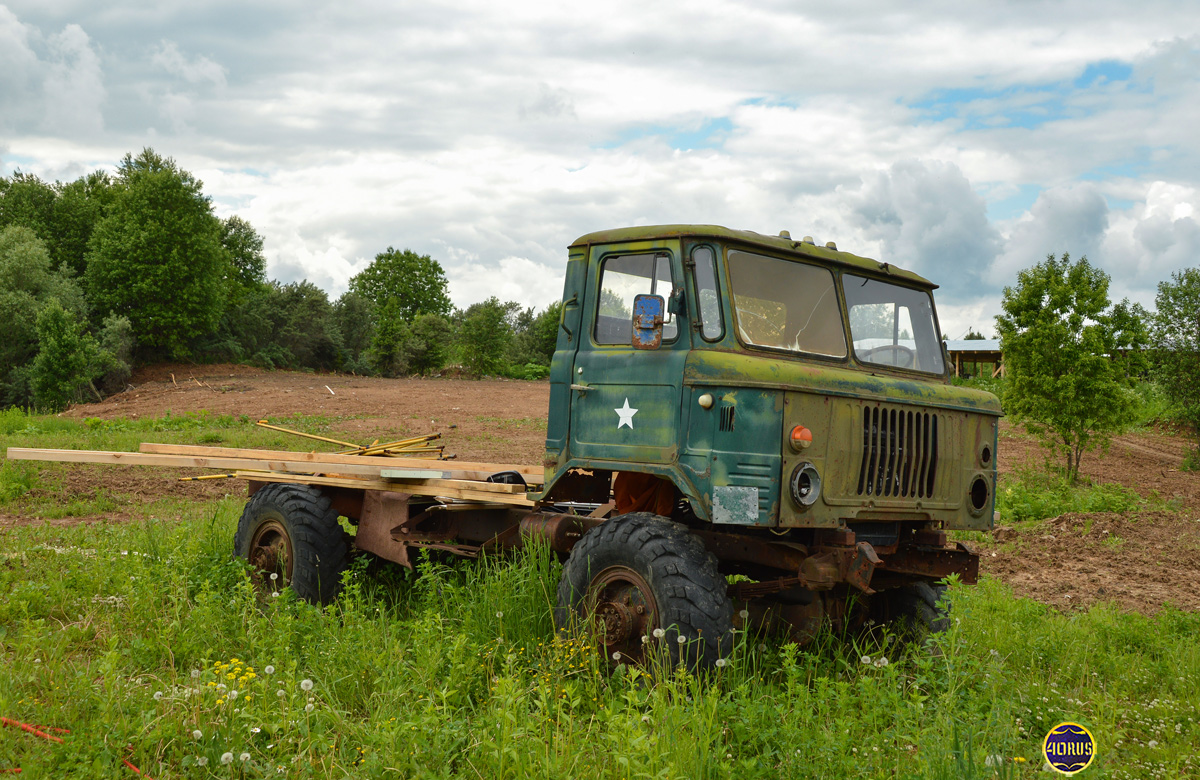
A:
5,444,542,507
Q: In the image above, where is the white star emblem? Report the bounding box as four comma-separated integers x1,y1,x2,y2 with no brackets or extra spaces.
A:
615,398,638,429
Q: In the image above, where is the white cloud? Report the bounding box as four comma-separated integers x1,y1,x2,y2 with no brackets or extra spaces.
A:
42,23,105,135
989,184,1110,287
151,40,226,87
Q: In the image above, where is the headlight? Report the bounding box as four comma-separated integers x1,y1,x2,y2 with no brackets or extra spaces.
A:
789,462,822,509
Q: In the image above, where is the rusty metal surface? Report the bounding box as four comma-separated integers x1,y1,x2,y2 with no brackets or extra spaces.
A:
879,542,979,584
518,512,601,554
690,529,808,573
631,294,665,349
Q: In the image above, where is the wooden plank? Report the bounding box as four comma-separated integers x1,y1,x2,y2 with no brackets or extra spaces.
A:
137,443,543,481
5,448,526,495
234,471,535,506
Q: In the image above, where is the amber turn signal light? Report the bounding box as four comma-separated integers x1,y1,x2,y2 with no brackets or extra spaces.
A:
789,425,813,451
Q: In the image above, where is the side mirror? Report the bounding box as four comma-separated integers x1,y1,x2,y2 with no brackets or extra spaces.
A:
631,293,665,350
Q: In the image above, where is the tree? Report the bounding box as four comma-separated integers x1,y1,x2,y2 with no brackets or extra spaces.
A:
333,291,376,372
85,149,229,360
349,247,452,322
964,328,986,340
1150,268,1200,461
31,300,108,411
221,215,267,303
51,171,113,278
459,297,515,376
0,225,87,405
995,253,1139,482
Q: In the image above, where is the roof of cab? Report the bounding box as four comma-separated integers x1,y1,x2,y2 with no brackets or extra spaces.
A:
570,224,935,288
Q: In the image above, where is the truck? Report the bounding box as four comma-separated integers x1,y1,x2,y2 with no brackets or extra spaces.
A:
225,224,1002,669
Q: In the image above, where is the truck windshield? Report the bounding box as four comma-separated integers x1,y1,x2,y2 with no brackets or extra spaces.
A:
727,250,847,358
843,275,945,374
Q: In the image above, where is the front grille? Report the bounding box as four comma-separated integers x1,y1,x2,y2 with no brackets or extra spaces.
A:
857,406,939,498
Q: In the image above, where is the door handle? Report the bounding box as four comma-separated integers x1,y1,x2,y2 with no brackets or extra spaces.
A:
570,384,590,393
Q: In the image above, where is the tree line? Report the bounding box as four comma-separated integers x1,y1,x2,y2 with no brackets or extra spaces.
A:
0,149,563,411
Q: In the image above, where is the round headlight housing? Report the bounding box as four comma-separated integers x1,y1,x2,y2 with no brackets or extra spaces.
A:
789,462,822,509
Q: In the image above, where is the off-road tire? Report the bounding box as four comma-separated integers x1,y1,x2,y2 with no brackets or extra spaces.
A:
555,512,734,670
876,580,949,637
234,484,351,605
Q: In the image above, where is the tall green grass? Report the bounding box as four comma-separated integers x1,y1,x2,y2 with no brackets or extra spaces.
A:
1,503,1197,778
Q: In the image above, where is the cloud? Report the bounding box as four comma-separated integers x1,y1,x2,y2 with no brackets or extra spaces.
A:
847,159,1001,297
989,184,1110,287
42,23,105,135
151,40,226,87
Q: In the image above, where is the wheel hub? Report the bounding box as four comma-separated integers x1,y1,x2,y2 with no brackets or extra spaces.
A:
248,519,293,587
586,566,659,661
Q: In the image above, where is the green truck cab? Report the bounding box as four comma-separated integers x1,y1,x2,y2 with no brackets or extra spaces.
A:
542,225,1001,666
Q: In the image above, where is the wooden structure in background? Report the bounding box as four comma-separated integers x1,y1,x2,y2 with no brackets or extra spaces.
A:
944,339,1003,379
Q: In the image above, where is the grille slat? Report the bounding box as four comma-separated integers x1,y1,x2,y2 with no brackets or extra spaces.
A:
858,406,939,499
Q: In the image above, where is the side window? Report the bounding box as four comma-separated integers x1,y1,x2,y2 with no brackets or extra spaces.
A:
692,246,723,341
594,253,678,345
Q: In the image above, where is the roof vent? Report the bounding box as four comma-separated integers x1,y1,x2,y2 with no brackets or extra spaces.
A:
825,241,837,250
801,235,815,245
778,230,791,239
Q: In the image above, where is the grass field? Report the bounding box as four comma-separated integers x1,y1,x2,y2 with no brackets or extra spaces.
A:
2,410,1198,778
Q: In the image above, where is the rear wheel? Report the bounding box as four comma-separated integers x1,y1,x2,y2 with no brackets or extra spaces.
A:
554,513,734,670
233,484,350,604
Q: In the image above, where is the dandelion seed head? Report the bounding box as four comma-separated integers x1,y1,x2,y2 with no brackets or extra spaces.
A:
715,658,728,668
221,752,234,765
276,689,285,698
190,669,200,678
875,657,889,668
300,679,313,691
641,635,649,644
240,752,250,762
153,691,163,701
305,703,314,712
738,609,749,619
264,665,274,675
229,690,239,700
677,635,687,644
269,572,278,581
653,628,665,639
861,656,871,665
192,730,202,740
495,611,503,618
612,651,621,661
196,756,208,766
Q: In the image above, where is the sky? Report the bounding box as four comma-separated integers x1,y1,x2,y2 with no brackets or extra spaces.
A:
2,1,1198,339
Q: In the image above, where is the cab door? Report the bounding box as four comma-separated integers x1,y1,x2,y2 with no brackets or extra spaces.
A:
568,249,688,465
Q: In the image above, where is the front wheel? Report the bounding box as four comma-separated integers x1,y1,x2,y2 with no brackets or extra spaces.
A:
233,483,350,604
554,513,734,670
871,580,949,638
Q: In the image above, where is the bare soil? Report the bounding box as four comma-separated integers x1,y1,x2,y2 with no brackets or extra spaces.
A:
10,364,1200,615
